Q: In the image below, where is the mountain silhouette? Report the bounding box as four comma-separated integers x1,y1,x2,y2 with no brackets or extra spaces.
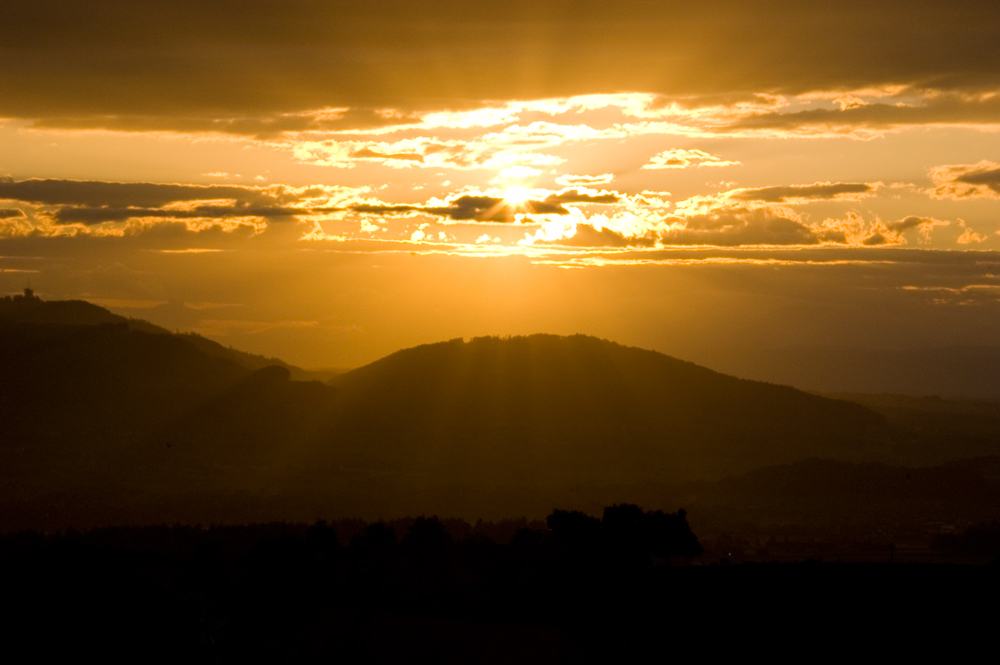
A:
318,335,893,486
0,294,338,498
10,296,997,532
0,290,169,332
0,290,314,379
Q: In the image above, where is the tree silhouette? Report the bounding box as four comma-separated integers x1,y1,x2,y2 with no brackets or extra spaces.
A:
546,505,702,568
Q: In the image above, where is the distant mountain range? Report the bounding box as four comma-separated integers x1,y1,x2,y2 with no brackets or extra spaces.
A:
1,293,999,532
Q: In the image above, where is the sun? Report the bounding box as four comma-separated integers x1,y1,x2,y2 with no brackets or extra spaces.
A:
502,186,531,207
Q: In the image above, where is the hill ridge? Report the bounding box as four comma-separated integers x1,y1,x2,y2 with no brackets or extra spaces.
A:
322,333,893,485
0,290,313,379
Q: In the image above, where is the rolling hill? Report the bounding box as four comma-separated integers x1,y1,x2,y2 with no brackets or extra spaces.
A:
316,335,894,486
0,290,315,379
6,295,998,531
0,293,339,498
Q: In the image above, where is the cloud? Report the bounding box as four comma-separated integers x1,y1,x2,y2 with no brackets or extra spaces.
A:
428,195,566,221
0,209,24,219
29,107,424,138
525,204,823,249
544,190,620,205
731,91,1000,138
350,188,621,224
353,197,521,222
353,192,580,222
553,224,658,248
0,172,977,256
928,161,1000,200
6,1,1000,132
345,181,956,251
51,205,322,225
0,178,368,230
862,232,890,246
664,207,821,246
884,216,949,243
292,132,568,170
730,182,878,203
533,201,956,249
956,220,988,244
642,149,740,169
349,147,425,163
901,284,1000,306
0,179,278,208
555,174,614,186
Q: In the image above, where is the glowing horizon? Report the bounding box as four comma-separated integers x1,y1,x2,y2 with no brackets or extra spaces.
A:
3,1,1000,373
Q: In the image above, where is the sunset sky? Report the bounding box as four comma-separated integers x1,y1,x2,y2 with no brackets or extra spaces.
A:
3,1,1000,373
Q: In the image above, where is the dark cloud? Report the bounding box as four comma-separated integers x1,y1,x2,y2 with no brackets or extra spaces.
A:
540,207,824,248
353,195,571,221
0,179,276,208
551,224,657,248
887,216,932,233
955,166,1000,192
52,205,329,225
0,209,25,219
735,94,1000,134
31,108,424,138
928,161,1000,200
5,1,1000,130
116,220,261,240
421,191,618,222
351,204,424,216
426,196,520,221
0,179,347,226
731,183,874,203
663,209,821,246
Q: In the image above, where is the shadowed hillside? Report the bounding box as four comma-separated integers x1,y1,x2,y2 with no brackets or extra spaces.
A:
319,335,894,486
0,296,340,498
0,290,314,379
5,300,997,534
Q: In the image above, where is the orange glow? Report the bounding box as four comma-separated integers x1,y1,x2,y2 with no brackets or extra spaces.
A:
502,186,532,208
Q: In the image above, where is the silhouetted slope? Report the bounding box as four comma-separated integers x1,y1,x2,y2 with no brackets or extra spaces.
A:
177,333,317,380
164,366,339,487
13,322,987,531
0,292,313,378
322,335,892,484
0,322,249,483
0,315,338,498
0,293,168,333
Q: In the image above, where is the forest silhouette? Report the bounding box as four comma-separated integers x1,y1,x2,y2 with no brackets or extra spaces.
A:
4,507,996,661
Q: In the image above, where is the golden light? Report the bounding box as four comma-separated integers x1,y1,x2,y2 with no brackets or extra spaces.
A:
502,186,532,207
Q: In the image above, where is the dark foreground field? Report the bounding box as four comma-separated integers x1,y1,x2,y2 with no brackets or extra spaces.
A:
5,512,998,662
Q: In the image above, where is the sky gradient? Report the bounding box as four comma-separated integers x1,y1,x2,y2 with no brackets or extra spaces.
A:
3,1,1000,378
